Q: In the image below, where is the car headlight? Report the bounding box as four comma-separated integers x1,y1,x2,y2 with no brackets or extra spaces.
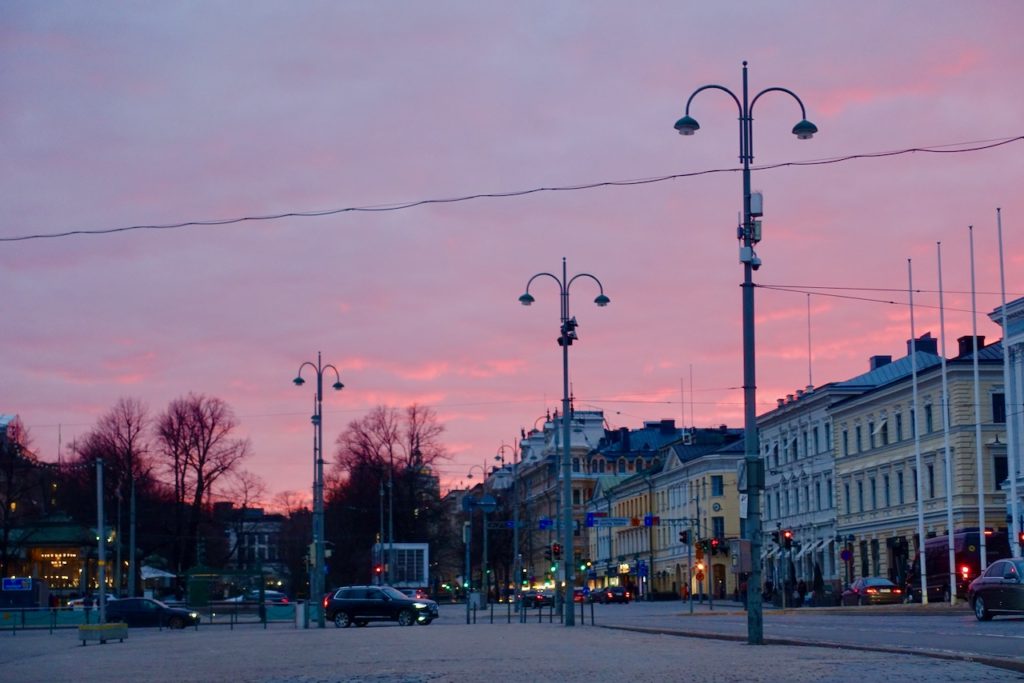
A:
189,612,199,620
413,602,427,609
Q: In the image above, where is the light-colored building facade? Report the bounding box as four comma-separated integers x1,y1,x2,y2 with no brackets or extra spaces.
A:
758,381,854,593
831,335,1008,592
989,298,1024,556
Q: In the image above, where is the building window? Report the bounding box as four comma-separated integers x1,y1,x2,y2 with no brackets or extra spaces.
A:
618,459,626,473
827,477,833,508
897,471,905,504
883,474,891,507
766,494,772,520
870,477,877,509
804,485,810,513
635,460,644,472
857,481,864,512
868,422,876,449
855,425,863,452
994,453,1008,491
842,430,849,457
775,491,781,519
802,430,808,458
844,483,851,515
880,420,889,446
573,458,580,473
573,489,581,505
927,464,935,498
711,475,724,496
712,516,725,538
925,405,934,433
773,444,779,468
815,481,821,511
813,426,820,454
993,393,1006,423
895,413,903,441
825,423,831,451
912,468,918,502
910,408,916,436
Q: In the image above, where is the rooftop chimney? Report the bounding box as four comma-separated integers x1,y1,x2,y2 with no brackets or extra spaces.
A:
907,332,938,356
869,355,892,371
957,335,986,357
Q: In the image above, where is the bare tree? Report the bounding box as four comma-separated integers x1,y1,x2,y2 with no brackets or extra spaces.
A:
76,398,151,595
216,469,268,566
0,416,50,577
155,393,250,572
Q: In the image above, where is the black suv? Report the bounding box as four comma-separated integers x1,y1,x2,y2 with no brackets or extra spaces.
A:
323,585,438,627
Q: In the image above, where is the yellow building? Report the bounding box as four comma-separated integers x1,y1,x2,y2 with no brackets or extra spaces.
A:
831,335,1008,593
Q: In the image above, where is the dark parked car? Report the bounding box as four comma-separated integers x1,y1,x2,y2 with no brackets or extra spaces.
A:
968,558,1024,621
593,586,631,604
841,577,903,606
105,597,200,629
323,585,438,627
521,589,554,608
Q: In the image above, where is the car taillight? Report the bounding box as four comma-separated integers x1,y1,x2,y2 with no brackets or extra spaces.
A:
865,588,877,594
893,588,902,594
281,598,289,604
322,595,329,608
960,565,970,578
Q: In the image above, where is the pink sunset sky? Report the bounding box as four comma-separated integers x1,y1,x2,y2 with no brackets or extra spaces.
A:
3,2,1024,505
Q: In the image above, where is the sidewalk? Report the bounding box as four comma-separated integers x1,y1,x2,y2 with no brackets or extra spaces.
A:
0,613,1017,683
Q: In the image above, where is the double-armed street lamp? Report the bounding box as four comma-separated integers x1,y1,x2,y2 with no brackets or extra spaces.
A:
293,352,344,628
674,61,817,645
520,257,610,627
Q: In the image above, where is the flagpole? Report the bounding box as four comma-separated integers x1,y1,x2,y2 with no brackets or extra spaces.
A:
997,208,1021,558
909,258,928,604
937,242,957,603
969,226,987,570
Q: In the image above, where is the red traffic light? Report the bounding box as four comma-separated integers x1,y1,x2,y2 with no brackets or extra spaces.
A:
374,565,382,574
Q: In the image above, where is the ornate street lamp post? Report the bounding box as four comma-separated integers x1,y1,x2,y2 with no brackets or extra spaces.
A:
520,257,610,626
293,352,344,628
674,61,817,644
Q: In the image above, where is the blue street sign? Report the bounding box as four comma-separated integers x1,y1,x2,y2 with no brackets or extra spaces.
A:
2,577,31,591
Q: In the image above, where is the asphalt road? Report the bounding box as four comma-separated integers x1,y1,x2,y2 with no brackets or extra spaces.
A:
584,599,1024,667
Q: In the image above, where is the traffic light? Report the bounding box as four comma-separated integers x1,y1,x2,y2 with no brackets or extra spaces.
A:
374,564,383,576
782,529,794,550
679,530,689,545
771,530,780,545
544,547,552,561
552,543,562,559
1018,530,1024,549
695,540,704,561
709,538,720,555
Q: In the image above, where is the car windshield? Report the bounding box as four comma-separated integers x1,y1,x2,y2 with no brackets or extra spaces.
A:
864,578,894,587
381,586,409,600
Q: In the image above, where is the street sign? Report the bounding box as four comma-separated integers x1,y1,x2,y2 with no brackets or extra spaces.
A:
2,577,31,591
539,518,554,530
592,516,630,527
695,571,705,582
840,549,852,562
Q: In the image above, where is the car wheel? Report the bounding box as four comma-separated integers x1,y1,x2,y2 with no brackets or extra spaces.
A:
333,612,351,628
973,596,993,621
397,609,416,626
354,620,368,627
168,616,185,630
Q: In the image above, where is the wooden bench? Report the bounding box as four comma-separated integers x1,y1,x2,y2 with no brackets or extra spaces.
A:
78,622,128,646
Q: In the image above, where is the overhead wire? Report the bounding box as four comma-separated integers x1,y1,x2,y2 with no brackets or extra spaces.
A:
1,135,1020,243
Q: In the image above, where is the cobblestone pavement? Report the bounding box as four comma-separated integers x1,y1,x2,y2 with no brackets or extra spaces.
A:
3,618,1023,683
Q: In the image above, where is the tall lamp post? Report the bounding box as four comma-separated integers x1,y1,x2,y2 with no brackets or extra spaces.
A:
496,443,521,606
293,352,344,628
520,257,610,627
674,61,817,645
